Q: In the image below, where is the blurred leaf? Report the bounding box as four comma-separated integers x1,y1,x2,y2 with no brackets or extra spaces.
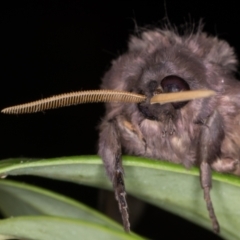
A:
0,216,143,240
0,180,121,230
0,156,240,240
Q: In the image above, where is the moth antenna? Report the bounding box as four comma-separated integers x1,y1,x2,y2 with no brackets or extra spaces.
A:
1,89,215,114
1,90,146,114
150,89,216,104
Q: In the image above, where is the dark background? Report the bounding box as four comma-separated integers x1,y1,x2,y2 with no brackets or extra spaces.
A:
1,1,239,239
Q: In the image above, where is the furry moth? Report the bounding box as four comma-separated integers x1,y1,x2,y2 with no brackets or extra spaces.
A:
2,26,239,234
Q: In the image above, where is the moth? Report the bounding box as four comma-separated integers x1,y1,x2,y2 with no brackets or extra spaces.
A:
2,26,240,234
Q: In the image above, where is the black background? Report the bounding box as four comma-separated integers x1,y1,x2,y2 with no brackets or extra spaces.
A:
1,1,239,239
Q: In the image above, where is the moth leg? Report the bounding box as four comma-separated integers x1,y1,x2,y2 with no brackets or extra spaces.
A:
198,110,224,234
200,162,219,233
98,119,130,232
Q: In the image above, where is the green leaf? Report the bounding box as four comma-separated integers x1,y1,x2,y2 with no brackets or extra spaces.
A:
0,180,144,239
0,156,240,240
0,216,142,240
0,180,121,230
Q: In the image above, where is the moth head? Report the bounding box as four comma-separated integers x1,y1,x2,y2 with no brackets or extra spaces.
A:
138,75,190,121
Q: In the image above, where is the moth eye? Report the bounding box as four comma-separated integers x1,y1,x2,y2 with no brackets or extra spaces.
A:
161,75,190,109
161,75,189,93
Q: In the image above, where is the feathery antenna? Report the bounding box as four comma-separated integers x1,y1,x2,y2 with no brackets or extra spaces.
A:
1,90,146,114
1,89,215,114
150,90,216,104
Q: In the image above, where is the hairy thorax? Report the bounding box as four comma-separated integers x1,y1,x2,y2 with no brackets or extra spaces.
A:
117,112,198,168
